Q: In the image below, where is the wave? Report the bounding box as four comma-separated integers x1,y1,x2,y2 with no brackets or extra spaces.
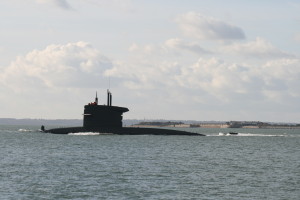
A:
237,133,288,137
68,132,113,136
18,129,34,132
209,132,291,137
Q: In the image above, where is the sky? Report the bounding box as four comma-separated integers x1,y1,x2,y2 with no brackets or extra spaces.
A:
0,0,300,122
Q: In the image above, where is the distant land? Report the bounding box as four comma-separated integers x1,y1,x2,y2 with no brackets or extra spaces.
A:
132,121,300,129
0,118,212,127
0,118,299,129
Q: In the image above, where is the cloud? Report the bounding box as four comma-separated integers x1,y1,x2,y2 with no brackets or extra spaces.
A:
105,47,300,111
54,0,71,9
176,12,245,41
128,43,139,52
164,38,211,55
113,39,300,108
1,40,299,120
173,58,262,102
85,0,133,12
128,38,211,58
0,41,112,92
110,52,298,120
175,57,300,103
220,37,294,59
294,32,300,43
35,0,72,10
0,41,117,118
260,58,300,99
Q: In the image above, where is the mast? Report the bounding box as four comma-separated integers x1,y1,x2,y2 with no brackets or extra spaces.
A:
95,91,98,105
107,90,110,106
107,89,112,106
110,91,112,106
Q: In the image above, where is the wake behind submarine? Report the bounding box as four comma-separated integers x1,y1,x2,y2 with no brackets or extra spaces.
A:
42,90,205,136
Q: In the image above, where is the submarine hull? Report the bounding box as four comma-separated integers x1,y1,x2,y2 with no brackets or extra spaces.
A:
42,91,205,136
44,127,205,136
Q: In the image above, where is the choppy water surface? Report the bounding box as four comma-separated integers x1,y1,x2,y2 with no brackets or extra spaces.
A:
0,125,299,199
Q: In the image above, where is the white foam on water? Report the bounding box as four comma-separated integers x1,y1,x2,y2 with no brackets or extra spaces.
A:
237,133,287,137
68,132,99,135
214,132,238,136
208,132,290,137
68,132,113,135
18,129,33,132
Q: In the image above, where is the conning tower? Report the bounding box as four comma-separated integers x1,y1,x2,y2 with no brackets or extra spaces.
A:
83,90,129,128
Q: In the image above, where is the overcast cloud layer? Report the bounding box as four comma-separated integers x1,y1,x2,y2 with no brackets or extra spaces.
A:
0,0,299,122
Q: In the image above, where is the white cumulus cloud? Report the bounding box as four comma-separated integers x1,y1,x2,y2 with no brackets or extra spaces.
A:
1,38,299,120
105,45,300,116
174,57,300,103
1,41,112,92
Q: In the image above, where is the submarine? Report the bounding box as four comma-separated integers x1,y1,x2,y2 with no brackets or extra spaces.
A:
42,90,205,136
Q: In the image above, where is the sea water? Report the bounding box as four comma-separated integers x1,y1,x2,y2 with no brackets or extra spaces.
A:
0,125,299,199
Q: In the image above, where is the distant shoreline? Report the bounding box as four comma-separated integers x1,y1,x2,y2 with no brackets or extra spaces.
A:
130,124,300,129
1,118,299,129
131,123,300,129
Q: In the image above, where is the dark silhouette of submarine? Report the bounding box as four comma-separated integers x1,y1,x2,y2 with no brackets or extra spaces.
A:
42,90,204,136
